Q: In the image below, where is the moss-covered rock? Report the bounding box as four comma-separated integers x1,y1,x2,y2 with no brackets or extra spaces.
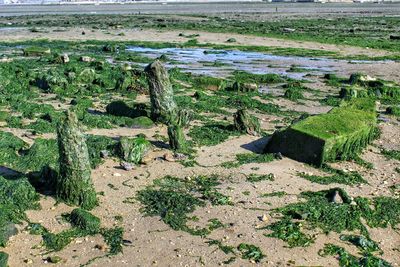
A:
23,46,51,56
233,109,260,136
56,110,98,210
69,208,100,234
386,106,400,116
130,116,154,128
265,99,378,166
119,136,151,164
0,252,8,267
106,100,148,118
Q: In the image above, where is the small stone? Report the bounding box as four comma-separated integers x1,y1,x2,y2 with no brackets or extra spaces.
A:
120,162,134,171
163,153,175,162
60,54,69,64
331,190,343,204
46,256,62,264
95,244,107,251
275,152,283,160
259,214,269,222
24,259,33,264
113,173,122,177
100,150,109,158
141,155,153,164
174,153,187,161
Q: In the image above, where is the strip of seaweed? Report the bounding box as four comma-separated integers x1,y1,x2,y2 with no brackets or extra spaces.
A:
299,164,367,185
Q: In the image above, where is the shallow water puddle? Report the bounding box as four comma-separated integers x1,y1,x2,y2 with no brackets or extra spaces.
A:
126,46,377,79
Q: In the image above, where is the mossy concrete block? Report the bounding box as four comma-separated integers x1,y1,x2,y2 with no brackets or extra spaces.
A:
119,136,151,164
0,252,8,267
265,99,377,166
69,208,100,234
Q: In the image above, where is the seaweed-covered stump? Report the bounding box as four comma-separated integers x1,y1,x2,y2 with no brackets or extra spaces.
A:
234,109,260,136
145,60,177,123
168,124,187,152
56,110,98,210
265,99,377,166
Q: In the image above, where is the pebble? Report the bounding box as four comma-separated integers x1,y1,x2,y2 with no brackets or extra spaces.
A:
120,162,134,171
113,173,122,177
24,259,33,264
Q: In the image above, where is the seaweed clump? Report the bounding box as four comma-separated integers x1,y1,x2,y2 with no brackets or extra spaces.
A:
0,175,40,247
260,187,400,266
137,175,231,236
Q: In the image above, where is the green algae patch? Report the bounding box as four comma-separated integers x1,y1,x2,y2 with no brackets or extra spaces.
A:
0,175,40,247
265,99,378,166
260,187,400,265
299,164,367,185
137,175,231,236
320,244,391,267
0,252,8,267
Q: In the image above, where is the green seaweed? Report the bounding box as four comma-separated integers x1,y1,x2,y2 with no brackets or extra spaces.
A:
299,164,367,185
137,175,231,235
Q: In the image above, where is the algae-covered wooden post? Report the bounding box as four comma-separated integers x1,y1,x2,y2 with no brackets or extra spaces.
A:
168,109,192,152
145,60,177,124
168,124,187,152
234,109,260,136
56,110,97,210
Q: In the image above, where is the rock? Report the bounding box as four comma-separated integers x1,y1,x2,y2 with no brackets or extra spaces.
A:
94,244,107,252
226,38,237,43
80,56,94,62
331,190,343,204
174,153,188,161
0,57,12,63
283,28,296,33
233,81,258,92
56,110,98,210
389,35,400,40
259,214,269,222
0,222,18,247
120,161,134,171
233,109,260,136
60,54,69,64
46,256,63,264
144,60,177,123
100,150,109,159
119,136,151,164
163,153,176,162
24,258,33,264
141,155,153,165
274,152,283,160
113,173,122,177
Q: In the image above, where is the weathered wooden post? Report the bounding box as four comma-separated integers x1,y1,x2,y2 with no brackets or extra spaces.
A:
56,110,97,210
145,60,177,124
